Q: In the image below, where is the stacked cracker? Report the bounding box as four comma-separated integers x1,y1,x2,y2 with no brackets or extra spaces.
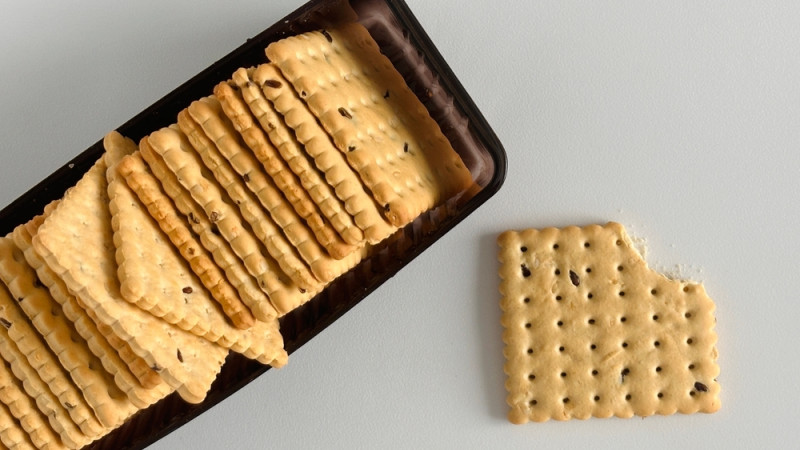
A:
0,22,473,449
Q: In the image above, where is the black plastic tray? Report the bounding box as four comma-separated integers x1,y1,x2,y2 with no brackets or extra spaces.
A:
0,0,507,448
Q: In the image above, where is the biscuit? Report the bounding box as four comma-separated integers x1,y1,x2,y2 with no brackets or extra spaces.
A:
106,134,287,367
248,64,397,245
0,357,63,449
0,282,96,448
185,97,365,284
214,80,361,256
0,237,137,430
137,135,277,322
12,203,163,393
498,223,721,423
217,76,365,253
32,156,229,404
266,24,473,227
145,126,318,290
13,214,170,407
23,200,166,394
117,151,255,329
0,399,36,449
174,108,318,288
139,131,317,316
226,67,366,247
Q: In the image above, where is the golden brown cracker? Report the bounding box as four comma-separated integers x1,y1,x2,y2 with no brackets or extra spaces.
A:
0,283,96,448
32,156,228,404
106,137,287,367
139,132,316,315
248,65,396,244
17,193,165,394
144,125,318,290
0,279,105,439
137,138,277,322
227,67,370,246
0,358,63,449
0,236,137,430
13,216,169,408
0,398,37,450
498,223,720,423
215,77,364,250
266,24,473,227
117,152,255,329
16,207,164,394
174,108,318,288
184,97,363,284
214,80,361,256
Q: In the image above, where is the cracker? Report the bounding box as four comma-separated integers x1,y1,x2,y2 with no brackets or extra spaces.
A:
106,134,287,367
32,156,229,404
141,130,333,315
0,397,37,450
0,358,62,449
498,222,721,424
266,23,473,227
173,109,317,289
136,138,278,323
0,283,95,448
117,152,255,329
13,215,170,408
183,97,364,284
215,80,361,255
0,410,34,450
215,76,364,251
144,126,319,291
224,67,365,249
22,202,165,393
0,236,138,430
139,135,314,317
248,65,397,245
0,275,105,439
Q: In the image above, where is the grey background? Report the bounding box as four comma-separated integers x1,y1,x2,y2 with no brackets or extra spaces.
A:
1,0,798,448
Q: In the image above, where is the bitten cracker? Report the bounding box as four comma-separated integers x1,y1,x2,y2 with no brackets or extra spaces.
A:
106,133,287,367
136,140,277,322
266,23,473,227
215,77,364,252
248,65,396,244
498,223,721,424
0,236,138,430
13,214,170,408
183,98,364,284
32,156,228,404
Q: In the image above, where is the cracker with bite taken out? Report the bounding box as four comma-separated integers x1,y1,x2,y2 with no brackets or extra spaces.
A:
498,222,720,424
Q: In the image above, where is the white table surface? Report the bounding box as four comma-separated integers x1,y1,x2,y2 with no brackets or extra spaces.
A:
2,1,799,448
